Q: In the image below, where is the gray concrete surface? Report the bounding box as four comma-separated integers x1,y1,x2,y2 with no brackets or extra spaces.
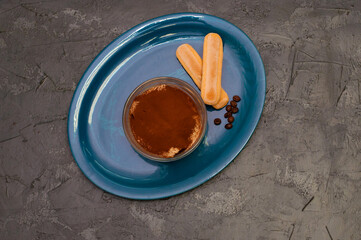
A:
1,0,361,239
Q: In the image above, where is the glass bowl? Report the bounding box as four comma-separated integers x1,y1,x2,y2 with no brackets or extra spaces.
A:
122,77,207,162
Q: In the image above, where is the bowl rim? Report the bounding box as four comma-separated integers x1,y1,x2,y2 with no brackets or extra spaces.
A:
122,76,208,162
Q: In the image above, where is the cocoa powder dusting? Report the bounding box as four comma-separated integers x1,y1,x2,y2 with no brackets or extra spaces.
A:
129,84,201,158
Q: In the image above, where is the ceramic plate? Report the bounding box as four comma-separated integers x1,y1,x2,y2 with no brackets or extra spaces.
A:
67,13,265,200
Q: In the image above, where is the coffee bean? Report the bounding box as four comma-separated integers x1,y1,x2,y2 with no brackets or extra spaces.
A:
214,118,221,125
230,100,237,107
225,123,233,129
228,116,234,123
231,107,239,113
226,105,232,112
233,95,241,102
224,112,232,118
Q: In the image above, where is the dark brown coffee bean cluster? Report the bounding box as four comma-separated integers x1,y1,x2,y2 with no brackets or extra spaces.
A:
214,95,241,129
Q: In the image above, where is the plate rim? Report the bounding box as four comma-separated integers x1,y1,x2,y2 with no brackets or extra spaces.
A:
67,12,266,200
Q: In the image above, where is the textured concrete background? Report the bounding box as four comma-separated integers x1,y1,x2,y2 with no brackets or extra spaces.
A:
1,0,361,239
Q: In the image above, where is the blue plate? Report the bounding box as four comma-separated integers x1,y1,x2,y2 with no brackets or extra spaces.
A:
67,13,265,200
